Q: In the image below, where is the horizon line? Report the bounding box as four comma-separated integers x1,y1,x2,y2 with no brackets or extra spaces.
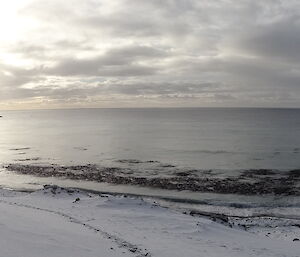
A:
1,106,300,112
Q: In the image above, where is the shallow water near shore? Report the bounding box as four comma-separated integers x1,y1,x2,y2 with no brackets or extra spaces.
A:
1,167,299,217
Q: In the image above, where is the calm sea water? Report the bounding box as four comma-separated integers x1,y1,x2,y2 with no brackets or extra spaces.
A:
1,108,300,217
0,108,300,170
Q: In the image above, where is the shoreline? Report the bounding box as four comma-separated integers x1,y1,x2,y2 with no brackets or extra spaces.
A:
1,169,300,244
5,163,300,195
4,182,300,232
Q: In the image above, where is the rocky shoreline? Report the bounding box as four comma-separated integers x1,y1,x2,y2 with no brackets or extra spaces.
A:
5,164,300,196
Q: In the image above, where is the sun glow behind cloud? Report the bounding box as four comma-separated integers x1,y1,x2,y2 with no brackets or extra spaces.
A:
0,1,37,66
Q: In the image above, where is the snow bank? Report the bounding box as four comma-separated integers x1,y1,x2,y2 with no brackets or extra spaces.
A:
0,186,299,257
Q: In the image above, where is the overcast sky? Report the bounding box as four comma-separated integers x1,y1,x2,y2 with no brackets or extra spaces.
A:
0,0,299,109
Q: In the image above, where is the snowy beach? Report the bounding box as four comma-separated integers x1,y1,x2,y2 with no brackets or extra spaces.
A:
0,185,299,257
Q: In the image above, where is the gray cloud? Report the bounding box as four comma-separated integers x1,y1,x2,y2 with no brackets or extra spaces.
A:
234,16,300,62
0,0,300,109
46,45,168,76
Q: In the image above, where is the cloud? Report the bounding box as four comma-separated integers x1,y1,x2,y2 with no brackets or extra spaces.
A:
233,16,300,63
45,45,167,76
0,0,300,109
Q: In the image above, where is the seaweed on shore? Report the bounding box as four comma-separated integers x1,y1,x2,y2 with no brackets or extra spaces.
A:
5,164,300,196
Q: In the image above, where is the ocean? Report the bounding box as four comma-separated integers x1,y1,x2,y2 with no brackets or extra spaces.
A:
0,108,300,221
1,107,300,169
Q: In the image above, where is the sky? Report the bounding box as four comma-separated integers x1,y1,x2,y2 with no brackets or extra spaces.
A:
0,0,300,109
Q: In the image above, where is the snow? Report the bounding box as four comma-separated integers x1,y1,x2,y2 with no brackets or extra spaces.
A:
0,186,299,257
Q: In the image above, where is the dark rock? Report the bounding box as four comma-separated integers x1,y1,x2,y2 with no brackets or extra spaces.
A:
73,198,80,203
129,248,137,253
5,164,300,196
289,169,300,177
